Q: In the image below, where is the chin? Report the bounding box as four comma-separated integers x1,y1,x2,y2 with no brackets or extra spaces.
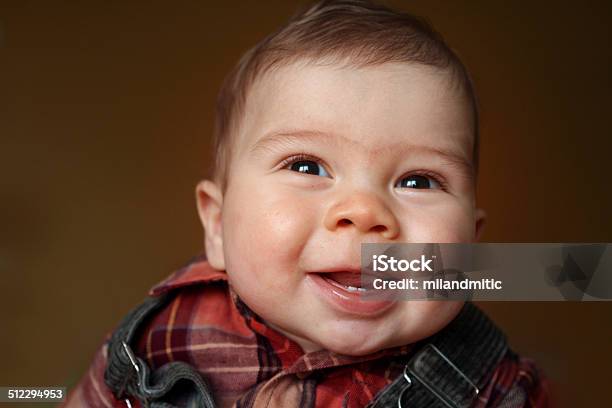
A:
312,301,465,356
320,338,381,356
312,325,397,356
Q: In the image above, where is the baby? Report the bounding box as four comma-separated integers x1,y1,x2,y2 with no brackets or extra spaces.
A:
65,1,549,407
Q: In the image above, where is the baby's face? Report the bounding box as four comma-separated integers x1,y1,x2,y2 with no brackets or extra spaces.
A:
201,61,484,355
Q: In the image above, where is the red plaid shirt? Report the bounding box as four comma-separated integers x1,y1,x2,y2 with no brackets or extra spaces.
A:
64,257,551,407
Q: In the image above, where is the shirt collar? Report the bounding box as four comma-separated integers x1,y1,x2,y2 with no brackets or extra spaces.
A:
149,254,228,296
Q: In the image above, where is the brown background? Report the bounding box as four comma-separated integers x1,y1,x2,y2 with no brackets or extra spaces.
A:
1,1,611,407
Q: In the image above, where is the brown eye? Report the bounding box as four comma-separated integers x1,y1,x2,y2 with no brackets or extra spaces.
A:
396,174,440,189
288,160,330,177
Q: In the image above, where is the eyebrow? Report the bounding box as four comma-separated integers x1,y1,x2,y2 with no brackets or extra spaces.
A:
250,129,474,174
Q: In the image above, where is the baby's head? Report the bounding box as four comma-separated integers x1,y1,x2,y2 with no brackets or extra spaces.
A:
196,0,486,356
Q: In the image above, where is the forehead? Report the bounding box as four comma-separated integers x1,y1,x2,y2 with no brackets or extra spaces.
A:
236,60,474,168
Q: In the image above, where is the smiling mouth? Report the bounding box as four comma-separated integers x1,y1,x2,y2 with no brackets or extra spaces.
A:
307,270,395,316
318,272,368,292
311,270,384,294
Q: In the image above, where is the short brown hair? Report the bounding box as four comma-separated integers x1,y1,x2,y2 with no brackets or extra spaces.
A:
212,0,479,191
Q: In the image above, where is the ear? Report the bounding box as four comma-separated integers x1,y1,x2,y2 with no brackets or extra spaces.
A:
474,208,487,242
195,180,225,270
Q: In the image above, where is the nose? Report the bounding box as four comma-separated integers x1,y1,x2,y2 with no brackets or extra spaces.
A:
323,191,400,239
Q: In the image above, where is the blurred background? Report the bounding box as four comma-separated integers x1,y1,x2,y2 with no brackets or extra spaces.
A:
1,1,611,406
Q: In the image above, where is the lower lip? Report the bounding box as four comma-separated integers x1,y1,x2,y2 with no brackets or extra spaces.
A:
307,273,395,317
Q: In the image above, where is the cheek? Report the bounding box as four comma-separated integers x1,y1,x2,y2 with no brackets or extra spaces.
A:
222,184,318,279
400,200,475,242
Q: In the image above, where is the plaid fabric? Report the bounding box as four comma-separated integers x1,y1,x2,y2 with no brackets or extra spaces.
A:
64,256,551,407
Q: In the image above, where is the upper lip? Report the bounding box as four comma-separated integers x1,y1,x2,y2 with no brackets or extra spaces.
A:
309,260,408,281
309,266,361,274
307,265,383,280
